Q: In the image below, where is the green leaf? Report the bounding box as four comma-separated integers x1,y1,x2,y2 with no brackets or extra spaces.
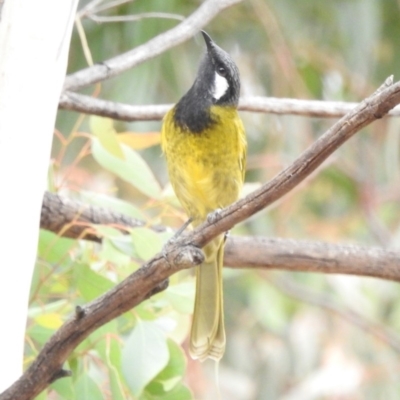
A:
134,301,161,321
50,375,74,399
100,237,132,266
107,339,126,400
142,382,192,400
28,324,55,346
163,383,192,400
165,283,194,314
34,391,47,400
131,227,163,261
145,339,187,397
95,327,126,400
75,375,103,400
92,138,161,199
109,235,137,258
73,263,114,301
95,226,136,262
38,230,76,264
157,340,186,383
122,320,169,396
68,356,80,378
90,115,124,159
28,299,69,317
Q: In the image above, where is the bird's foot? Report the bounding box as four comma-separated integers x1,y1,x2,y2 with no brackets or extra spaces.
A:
162,217,193,262
169,217,193,243
207,208,223,224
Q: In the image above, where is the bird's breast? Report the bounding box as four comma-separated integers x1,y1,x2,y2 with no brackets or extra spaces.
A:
162,105,246,221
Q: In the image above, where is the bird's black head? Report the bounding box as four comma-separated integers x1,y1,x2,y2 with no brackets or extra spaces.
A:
195,31,240,106
173,31,241,133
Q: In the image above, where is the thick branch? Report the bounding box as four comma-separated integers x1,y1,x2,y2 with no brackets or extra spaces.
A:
59,91,400,121
3,79,400,400
40,191,164,242
226,236,400,282
41,192,400,282
64,0,243,91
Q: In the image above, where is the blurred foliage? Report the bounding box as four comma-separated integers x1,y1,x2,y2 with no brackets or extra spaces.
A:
29,0,400,399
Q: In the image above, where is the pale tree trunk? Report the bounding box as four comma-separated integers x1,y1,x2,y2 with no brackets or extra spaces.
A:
0,0,78,391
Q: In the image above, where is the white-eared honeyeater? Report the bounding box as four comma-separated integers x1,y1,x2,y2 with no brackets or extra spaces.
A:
161,31,246,361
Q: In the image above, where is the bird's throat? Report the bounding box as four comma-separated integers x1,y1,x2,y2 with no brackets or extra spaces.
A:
173,88,215,134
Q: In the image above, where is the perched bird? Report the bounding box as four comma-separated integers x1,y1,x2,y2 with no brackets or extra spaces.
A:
161,31,246,361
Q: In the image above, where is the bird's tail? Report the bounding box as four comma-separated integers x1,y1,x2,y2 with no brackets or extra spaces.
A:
189,235,225,361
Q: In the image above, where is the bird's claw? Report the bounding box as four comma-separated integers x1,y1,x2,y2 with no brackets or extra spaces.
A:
207,208,223,224
161,218,193,264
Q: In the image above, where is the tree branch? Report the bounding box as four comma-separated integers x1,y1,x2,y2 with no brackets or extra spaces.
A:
63,0,244,91
59,90,400,121
226,236,400,282
3,78,400,400
40,191,165,242
41,192,400,282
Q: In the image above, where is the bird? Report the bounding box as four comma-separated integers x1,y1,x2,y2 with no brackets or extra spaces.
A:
161,31,246,361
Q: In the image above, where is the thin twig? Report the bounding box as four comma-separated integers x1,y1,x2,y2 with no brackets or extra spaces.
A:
75,16,94,66
59,91,400,121
88,12,184,23
82,0,134,16
64,0,244,91
77,0,105,18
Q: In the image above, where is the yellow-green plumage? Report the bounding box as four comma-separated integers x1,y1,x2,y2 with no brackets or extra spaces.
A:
162,106,246,220
161,105,246,360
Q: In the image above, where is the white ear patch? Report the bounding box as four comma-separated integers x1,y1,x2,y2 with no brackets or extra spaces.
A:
213,72,229,100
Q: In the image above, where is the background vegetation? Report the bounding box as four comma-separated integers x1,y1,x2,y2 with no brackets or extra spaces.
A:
29,0,400,398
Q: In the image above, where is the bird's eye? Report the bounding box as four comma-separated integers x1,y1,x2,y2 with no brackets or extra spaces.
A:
217,66,227,76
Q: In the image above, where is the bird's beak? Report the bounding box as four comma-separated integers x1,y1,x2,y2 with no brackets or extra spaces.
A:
201,31,215,53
